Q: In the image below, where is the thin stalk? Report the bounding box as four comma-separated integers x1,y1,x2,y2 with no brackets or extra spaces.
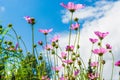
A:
68,12,73,45
11,27,20,48
110,52,114,80
54,51,56,80
89,44,94,60
31,24,35,56
67,12,73,76
77,22,80,47
45,35,50,67
74,30,78,48
19,38,28,53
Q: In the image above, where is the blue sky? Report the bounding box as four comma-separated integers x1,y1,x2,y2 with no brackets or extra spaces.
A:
0,0,98,51
1,0,120,79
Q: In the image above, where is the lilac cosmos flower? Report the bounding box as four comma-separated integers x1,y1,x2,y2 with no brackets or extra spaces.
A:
71,23,80,30
115,60,120,66
60,76,67,80
44,44,53,50
61,52,67,59
24,16,35,25
90,62,98,67
38,41,43,45
89,38,98,44
74,69,80,76
41,76,50,80
106,43,112,49
94,31,109,40
51,35,60,42
92,47,107,56
63,60,73,64
60,2,84,12
52,66,62,72
88,73,99,79
66,45,74,51
39,28,53,35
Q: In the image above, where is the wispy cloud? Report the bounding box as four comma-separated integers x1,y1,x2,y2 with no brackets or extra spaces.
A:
60,1,120,80
0,6,5,12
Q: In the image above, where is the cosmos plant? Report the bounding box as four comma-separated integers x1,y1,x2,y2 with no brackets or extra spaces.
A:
0,1,120,80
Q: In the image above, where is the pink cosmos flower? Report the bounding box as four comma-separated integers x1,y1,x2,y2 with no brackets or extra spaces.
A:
61,52,67,59
88,73,99,79
90,62,98,67
92,47,107,56
60,2,84,12
74,69,80,76
41,76,50,80
94,31,109,40
39,28,53,35
51,35,60,42
71,23,80,30
60,76,67,80
52,66,62,72
24,16,35,24
66,45,74,51
89,38,98,44
63,60,73,64
106,43,112,49
115,60,120,66
44,44,53,50
38,41,43,45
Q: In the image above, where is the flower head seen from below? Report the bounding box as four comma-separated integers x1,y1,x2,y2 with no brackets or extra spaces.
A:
89,38,98,44
106,43,112,49
24,16,35,25
60,2,84,12
60,76,67,80
51,35,60,42
39,28,53,35
66,45,74,51
94,31,109,40
61,52,67,59
115,60,120,67
41,76,50,80
52,66,62,72
63,60,73,64
90,62,98,67
38,41,43,45
88,73,99,80
74,69,80,76
92,47,107,56
44,44,53,50
71,23,80,30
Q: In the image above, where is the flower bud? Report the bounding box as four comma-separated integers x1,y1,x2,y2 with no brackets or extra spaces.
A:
74,17,79,22
33,44,37,48
38,55,43,60
52,50,55,54
8,24,12,28
7,41,12,45
18,48,23,53
102,60,105,65
77,60,81,65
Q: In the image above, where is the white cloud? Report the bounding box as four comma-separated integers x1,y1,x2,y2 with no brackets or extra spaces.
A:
60,1,120,80
0,6,5,12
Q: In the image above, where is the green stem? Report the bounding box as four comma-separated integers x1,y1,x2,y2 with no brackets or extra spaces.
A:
45,35,51,67
73,31,78,50
90,44,94,60
77,22,80,47
19,38,28,53
110,52,114,80
68,12,73,45
11,27,20,48
31,24,35,56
